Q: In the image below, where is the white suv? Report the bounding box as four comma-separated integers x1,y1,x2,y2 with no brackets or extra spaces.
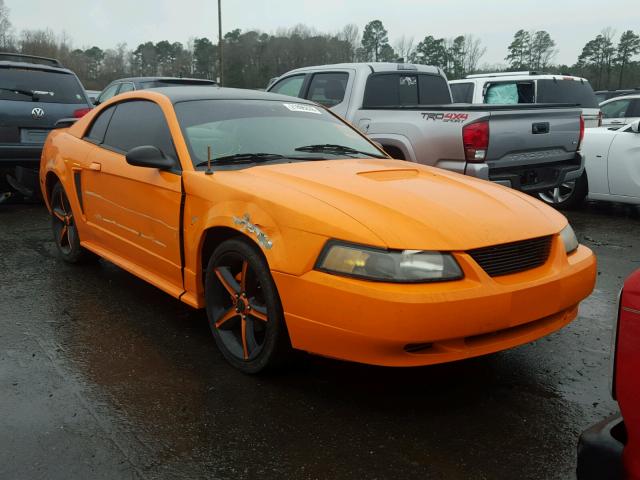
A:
599,94,640,128
450,71,601,127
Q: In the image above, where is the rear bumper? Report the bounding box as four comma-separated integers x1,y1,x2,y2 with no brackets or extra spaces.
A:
465,152,584,193
0,144,43,164
577,414,625,480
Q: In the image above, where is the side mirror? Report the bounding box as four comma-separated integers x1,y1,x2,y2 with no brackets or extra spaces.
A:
125,146,175,170
631,121,640,133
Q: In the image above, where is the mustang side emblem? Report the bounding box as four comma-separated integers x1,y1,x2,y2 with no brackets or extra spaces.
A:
31,107,45,119
233,214,273,250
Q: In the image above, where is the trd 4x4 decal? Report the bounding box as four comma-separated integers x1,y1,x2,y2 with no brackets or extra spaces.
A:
421,112,469,123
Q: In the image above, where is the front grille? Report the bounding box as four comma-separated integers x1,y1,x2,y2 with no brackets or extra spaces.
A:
468,236,552,277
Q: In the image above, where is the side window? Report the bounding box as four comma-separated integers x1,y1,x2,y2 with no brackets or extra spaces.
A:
306,72,348,107
450,82,475,103
84,105,116,144
118,82,135,94
103,100,177,161
97,83,119,104
601,99,632,118
270,75,305,98
484,82,534,104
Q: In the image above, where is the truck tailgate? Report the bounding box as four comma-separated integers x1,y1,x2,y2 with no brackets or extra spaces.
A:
485,106,582,167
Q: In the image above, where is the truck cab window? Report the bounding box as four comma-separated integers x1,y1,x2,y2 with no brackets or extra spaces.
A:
306,72,348,107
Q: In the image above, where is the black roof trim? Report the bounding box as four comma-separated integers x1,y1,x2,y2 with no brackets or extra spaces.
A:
0,52,62,67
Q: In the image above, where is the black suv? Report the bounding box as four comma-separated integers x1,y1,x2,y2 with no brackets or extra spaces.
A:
0,53,92,201
95,77,217,105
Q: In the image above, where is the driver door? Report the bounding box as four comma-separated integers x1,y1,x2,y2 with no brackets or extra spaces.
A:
607,125,640,199
80,100,184,294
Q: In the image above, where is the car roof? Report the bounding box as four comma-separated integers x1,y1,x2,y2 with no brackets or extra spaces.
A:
280,62,442,76
600,93,640,103
111,76,217,83
450,74,589,83
152,86,319,105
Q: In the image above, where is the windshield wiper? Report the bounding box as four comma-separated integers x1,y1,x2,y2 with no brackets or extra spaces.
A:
294,144,387,159
0,87,38,100
195,153,285,167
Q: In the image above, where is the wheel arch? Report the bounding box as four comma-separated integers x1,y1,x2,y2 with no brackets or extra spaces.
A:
199,226,267,289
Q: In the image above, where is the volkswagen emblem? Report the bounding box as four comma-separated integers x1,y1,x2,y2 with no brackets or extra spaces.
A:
31,107,45,119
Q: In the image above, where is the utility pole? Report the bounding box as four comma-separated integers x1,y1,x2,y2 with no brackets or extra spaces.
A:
217,0,223,86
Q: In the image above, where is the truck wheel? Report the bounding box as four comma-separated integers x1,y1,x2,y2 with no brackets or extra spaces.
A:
204,237,292,374
537,172,588,209
50,182,92,263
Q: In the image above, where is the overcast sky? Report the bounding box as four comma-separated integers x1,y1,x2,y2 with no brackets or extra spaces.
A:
6,0,640,66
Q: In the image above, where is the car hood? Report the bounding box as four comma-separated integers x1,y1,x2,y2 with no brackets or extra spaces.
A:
248,159,566,250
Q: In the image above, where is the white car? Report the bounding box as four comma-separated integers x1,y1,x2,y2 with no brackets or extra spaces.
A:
537,121,640,207
449,71,601,127
599,94,640,128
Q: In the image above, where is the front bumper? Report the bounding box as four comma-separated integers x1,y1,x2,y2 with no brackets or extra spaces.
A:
273,239,596,366
465,152,584,193
577,414,625,480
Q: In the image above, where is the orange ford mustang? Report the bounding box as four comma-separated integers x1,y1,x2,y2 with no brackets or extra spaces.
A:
39,87,596,373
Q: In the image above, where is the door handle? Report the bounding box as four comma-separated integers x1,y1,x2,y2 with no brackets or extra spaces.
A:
88,162,101,171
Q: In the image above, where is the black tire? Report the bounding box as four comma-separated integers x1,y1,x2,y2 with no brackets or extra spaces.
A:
204,237,291,374
536,171,588,209
50,181,92,263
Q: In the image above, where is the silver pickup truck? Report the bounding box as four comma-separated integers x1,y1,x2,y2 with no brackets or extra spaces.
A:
267,62,584,193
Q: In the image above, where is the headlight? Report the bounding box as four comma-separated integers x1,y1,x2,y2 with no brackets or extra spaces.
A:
559,224,579,253
315,241,463,283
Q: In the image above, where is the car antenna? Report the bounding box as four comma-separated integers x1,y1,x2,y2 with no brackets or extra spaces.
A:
205,145,214,175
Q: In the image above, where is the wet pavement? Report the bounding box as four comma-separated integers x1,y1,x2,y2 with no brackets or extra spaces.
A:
1,201,639,480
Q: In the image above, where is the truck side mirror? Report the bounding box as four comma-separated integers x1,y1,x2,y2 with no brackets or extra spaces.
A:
630,121,640,133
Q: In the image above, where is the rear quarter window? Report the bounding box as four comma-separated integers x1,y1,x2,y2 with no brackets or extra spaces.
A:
0,67,87,104
536,79,599,108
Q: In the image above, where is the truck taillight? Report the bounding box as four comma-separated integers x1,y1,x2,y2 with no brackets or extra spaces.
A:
578,115,585,150
73,108,91,118
462,121,489,163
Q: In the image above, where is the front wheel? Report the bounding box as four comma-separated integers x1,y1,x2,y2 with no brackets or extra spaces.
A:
536,172,588,209
204,237,291,374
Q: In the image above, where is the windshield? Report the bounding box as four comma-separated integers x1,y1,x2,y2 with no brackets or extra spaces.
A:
0,67,87,104
175,99,385,167
537,79,598,108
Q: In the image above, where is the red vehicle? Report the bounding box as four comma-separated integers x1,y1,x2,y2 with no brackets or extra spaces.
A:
577,269,640,479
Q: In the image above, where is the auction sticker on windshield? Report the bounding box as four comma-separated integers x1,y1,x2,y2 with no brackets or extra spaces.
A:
284,103,322,115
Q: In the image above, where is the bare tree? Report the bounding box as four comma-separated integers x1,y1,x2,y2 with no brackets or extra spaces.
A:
463,35,486,74
394,35,415,62
339,24,359,61
0,0,12,49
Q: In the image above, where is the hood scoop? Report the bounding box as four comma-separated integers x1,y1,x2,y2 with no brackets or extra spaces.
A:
357,169,420,181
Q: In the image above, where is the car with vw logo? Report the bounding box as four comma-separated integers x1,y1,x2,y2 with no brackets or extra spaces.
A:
0,52,92,202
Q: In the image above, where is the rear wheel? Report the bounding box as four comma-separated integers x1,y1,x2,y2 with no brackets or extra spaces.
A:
537,171,588,209
50,181,91,263
204,237,291,374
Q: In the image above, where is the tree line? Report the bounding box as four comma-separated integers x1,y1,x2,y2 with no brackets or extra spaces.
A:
0,0,639,92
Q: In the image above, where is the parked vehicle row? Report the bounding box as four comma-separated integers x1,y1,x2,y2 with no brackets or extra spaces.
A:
267,63,585,195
